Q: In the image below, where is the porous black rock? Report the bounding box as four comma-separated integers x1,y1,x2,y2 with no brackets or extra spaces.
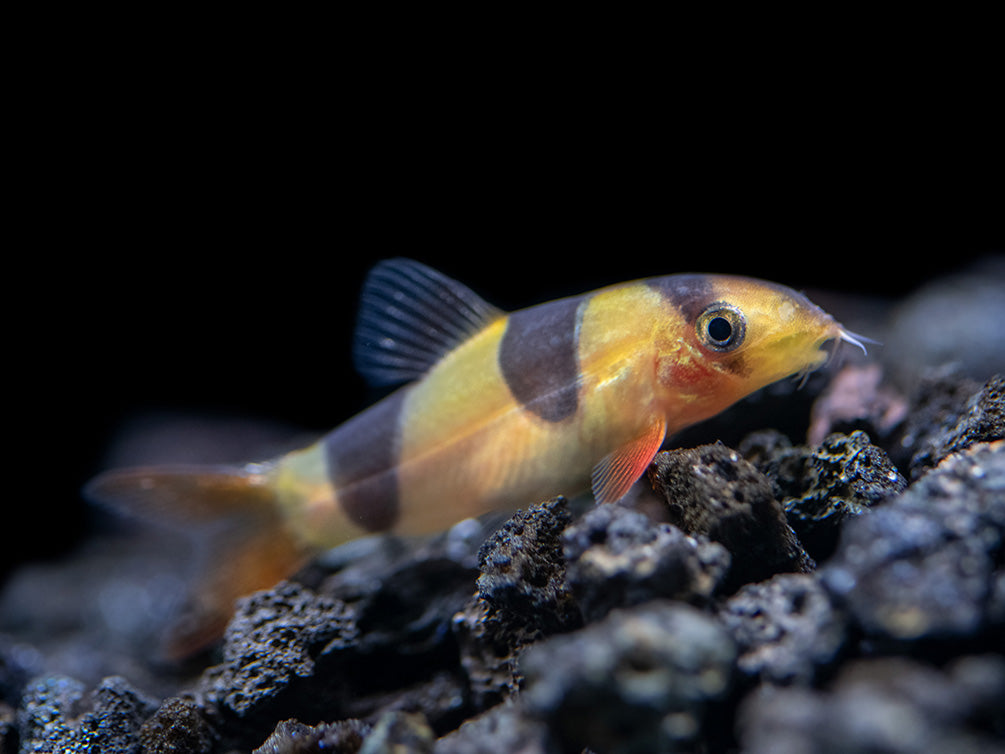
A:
451,598,521,713
16,674,157,754
521,601,737,754
316,530,481,733
323,548,478,661
562,502,730,623
454,498,580,711
738,655,1005,753
197,580,358,745
822,440,1004,647
337,668,468,739
16,676,84,754
433,702,551,754
75,675,158,751
908,373,1004,478
648,442,814,592
742,430,906,562
138,696,213,753
199,543,476,748
889,367,980,469
474,497,580,638
718,573,847,685
252,717,370,754
889,369,1004,478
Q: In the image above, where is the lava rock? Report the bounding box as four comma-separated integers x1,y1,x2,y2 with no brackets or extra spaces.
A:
736,429,811,507
521,601,736,754
451,598,522,712
318,520,483,646
198,580,358,745
138,696,213,753
178,523,480,749
316,529,481,733
252,718,370,754
16,675,86,754
889,367,980,469
475,497,580,639
822,440,1004,646
718,573,847,685
738,655,1005,753
321,544,475,734
562,502,730,623
324,548,478,659
336,669,468,739
16,674,157,754
804,430,906,505
889,368,1003,478
453,499,580,712
908,373,1003,478
433,702,551,754
648,442,814,591
744,430,906,562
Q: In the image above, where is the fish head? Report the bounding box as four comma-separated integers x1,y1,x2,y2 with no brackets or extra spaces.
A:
653,274,861,423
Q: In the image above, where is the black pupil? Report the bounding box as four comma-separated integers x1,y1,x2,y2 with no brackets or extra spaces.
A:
708,316,732,343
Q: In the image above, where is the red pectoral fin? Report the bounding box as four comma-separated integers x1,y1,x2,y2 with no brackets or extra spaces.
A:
590,416,667,504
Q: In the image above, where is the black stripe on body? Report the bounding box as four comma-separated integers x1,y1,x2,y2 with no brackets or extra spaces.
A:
325,389,406,532
498,296,582,422
649,274,750,376
647,274,714,322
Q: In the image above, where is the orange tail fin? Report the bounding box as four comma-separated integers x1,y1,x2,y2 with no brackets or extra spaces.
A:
85,464,311,660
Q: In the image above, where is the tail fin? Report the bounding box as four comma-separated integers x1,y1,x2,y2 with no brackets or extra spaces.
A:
85,464,311,660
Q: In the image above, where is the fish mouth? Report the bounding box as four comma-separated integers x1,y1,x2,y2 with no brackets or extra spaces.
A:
815,324,878,371
792,323,877,387
751,317,878,390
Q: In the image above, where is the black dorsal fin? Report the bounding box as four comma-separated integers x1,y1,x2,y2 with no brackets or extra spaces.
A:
352,258,504,387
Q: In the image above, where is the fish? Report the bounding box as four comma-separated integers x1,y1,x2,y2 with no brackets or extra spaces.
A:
85,258,868,657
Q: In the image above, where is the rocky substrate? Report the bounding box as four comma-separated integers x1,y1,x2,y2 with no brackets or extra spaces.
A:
2,268,1004,753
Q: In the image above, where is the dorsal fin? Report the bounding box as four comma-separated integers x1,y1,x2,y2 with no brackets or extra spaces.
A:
352,258,504,387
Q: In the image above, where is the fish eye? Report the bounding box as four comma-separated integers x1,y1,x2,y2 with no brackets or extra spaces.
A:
697,303,746,352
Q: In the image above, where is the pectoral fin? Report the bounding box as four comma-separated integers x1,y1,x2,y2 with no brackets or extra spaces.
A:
590,416,667,504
